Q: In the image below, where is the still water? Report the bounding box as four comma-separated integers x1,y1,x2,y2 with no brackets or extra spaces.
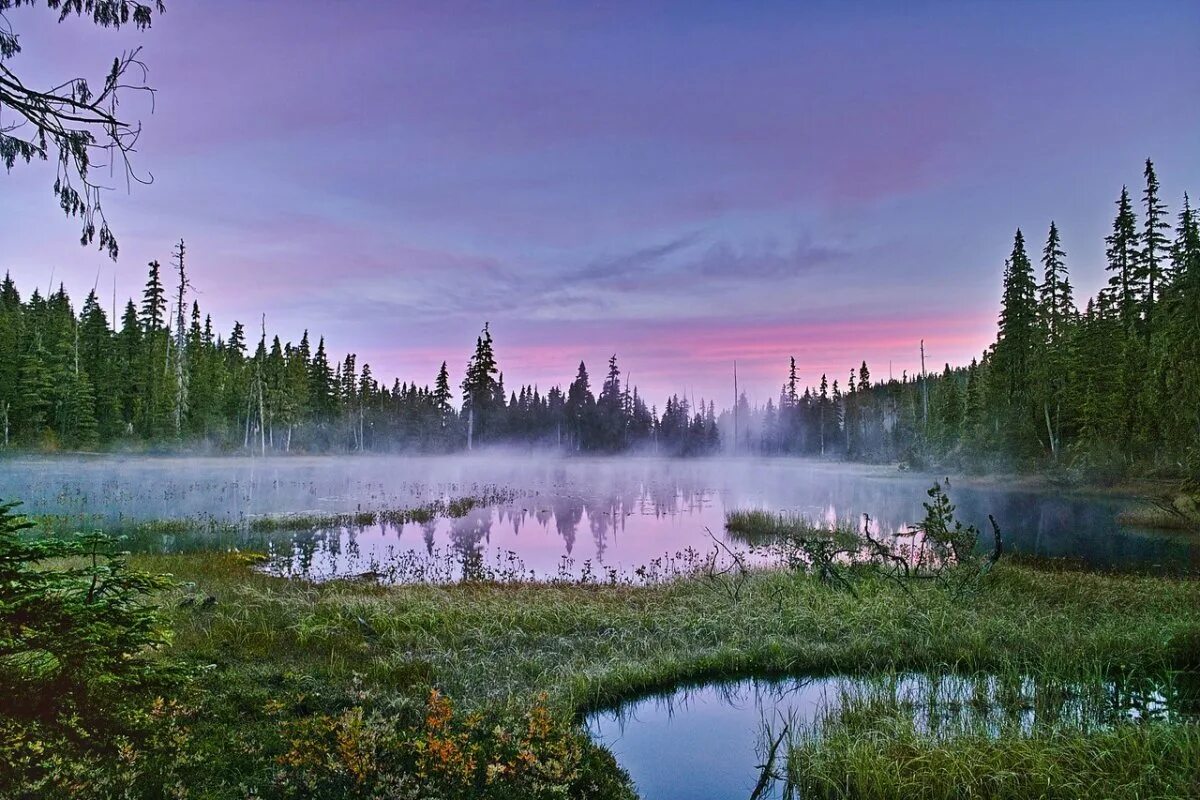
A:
1,454,1196,578
585,672,1195,800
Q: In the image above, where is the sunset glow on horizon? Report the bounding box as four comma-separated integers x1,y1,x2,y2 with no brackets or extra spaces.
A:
3,1,1198,405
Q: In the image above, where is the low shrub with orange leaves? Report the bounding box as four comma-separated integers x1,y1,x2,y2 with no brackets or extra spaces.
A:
273,686,632,799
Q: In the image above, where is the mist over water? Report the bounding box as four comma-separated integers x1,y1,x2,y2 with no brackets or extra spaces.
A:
2,454,1196,578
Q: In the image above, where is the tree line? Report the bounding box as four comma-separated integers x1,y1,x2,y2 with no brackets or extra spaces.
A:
0,246,719,455
3,159,1195,474
728,159,1198,479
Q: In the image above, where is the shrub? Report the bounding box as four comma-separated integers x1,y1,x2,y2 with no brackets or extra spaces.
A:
0,500,191,798
273,685,633,799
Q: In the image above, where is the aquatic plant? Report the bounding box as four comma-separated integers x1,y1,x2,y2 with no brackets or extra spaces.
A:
784,672,1200,799
725,482,1003,599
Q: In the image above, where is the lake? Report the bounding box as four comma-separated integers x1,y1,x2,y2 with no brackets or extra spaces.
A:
1,454,1196,579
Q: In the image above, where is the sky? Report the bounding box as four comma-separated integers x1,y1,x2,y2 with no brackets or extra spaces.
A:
2,1,1198,406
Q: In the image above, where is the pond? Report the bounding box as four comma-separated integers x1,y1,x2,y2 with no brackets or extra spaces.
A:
584,672,1197,800
1,454,1196,579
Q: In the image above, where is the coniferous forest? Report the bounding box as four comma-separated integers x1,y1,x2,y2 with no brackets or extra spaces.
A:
2,160,1197,478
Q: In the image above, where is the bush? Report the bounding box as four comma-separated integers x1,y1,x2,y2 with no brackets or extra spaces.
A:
0,500,191,798
272,684,633,799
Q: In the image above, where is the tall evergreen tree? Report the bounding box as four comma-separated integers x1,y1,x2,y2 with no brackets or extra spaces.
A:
461,323,498,449
1137,158,1171,332
1105,187,1140,325
992,229,1040,454
432,361,453,431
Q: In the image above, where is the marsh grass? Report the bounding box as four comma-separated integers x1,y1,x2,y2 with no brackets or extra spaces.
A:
785,678,1200,799
738,667,1198,800
127,542,1200,797
723,508,833,544
1116,499,1200,532
18,485,1199,798
28,488,519,542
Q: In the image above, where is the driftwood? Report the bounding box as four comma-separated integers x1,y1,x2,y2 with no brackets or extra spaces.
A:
749,721,790,800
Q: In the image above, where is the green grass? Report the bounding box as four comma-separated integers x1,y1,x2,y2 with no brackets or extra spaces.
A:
133,547,1200,797
28,490,514,540
724,507,847,544
1116,494,1200,532
787,685,1200,799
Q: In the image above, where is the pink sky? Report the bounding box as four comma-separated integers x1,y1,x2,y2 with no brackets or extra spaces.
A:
2,1,1198,405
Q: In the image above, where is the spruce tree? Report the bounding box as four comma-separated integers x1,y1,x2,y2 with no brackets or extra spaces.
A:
1105,187,1140,326
566,361,594,451
433,361,453,430
140,261,166,333
460,323,498,448
992,229,1040,455
13,337,53,446
1137,158,1171,332
0,274,23,446
1038,221,1072,342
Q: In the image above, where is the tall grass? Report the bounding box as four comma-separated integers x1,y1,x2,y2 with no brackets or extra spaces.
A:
121,538,1200,797
786,683,1200,799
724,508,841,544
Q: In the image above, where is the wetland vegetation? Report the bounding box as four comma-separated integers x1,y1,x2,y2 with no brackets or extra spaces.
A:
2,467,1198,798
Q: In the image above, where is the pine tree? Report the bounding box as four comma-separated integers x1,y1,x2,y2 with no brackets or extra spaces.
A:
113,301,141,435
432,361,453,431
1105,187,1140,325
140,261,166,333
992,229,1040,455
566,361,594,451
1034,221,1075,457
597,354,624,450
308,337,335,422
1137,158,1171,332
461,323,498,449
12,336,53,446
60,367,99,449
1038,221,1072,342
0,274,23,446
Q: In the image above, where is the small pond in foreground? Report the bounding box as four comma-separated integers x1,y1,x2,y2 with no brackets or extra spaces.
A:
584,672,1197,800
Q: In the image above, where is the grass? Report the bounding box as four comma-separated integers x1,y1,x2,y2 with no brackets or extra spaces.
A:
132,545,1200,798
27,489,517,541
786,681,1200,799
723,507,847,544
1116,493,1200,532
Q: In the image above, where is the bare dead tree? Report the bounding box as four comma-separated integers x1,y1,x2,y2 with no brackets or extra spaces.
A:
171,238,188,435
0,1,165,259
703,526,750,603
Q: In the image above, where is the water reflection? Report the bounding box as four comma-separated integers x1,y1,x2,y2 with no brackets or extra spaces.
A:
586,672,1194,800
3,455,1196,577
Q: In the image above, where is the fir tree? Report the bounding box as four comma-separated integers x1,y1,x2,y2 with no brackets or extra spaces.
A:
140,261,166,333
461,323,498,448
1137,158,1171,331
992,229,1040,454
1105,187,1140,325
433,361,453,429
1038,221,1072,342
566,361,594,451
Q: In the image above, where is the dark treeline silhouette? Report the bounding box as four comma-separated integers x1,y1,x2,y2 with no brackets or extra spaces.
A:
725,160,1199,480
2,160,1196,475
0,246,719,455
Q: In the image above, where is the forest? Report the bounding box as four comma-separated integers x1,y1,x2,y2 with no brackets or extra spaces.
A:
744,159,1199,480
2,160,1198,478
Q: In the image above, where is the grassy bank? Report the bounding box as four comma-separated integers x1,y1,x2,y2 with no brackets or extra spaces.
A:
789,710,1200,799
132,548,1200,798
1116,492,1200,533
